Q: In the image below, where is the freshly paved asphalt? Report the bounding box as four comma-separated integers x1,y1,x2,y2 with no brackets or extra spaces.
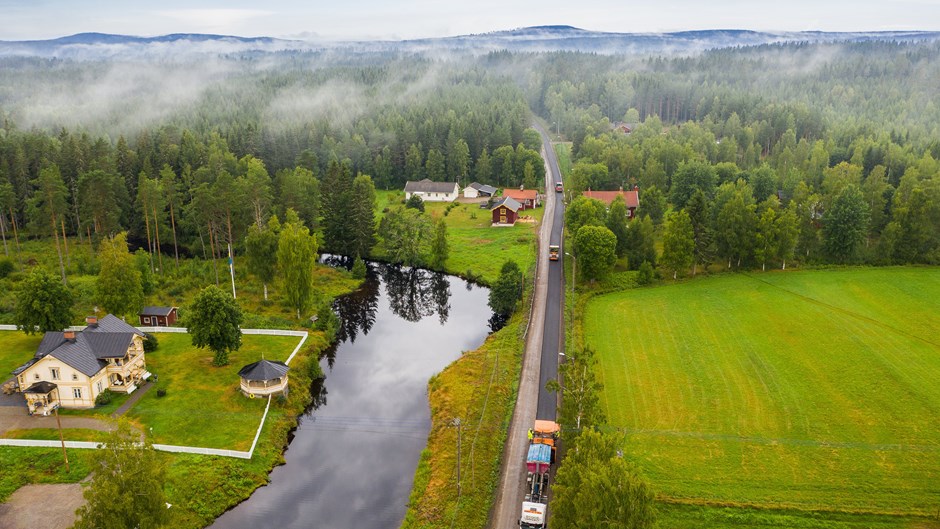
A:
534,122,565,422
488,122,565,529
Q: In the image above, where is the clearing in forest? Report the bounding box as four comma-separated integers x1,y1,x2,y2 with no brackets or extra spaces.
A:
584,267,940,516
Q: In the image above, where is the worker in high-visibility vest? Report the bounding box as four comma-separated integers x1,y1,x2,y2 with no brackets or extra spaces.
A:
527,429,533,441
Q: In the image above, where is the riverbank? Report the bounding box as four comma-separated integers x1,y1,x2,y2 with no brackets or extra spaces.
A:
400,289,529,529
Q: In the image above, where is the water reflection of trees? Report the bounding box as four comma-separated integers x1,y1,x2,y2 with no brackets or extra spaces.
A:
302,374,329,419
381,265,452,324
334,267,380,344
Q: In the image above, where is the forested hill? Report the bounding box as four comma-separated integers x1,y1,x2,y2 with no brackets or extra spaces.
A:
3,27,940,58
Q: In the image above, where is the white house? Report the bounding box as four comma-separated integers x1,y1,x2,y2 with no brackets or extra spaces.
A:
463,182,497,199
404,179,460,202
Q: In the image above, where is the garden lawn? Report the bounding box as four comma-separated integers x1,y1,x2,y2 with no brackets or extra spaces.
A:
0,446,94,502
375,190,542,284
584,267,940,516
0,331,42,380
127,332,303,450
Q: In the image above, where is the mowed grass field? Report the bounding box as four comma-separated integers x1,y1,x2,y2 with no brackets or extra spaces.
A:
127,332,302,450
583,267,940,517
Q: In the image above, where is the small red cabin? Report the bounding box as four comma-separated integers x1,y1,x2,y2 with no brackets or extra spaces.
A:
491,197,522,226
139,306,178,327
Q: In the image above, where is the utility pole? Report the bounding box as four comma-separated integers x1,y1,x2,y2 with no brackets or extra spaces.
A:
453,417,462,495
54,403,70,473
228,243,237,299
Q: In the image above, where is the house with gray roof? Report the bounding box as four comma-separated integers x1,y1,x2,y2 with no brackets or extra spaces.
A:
12,315,151,413
491,196,523,226
404,179,459,202
139,306,179,327
463,182,497,198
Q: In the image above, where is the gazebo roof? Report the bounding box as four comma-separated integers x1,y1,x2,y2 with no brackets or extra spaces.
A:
24,381,58,394
238,359,289,381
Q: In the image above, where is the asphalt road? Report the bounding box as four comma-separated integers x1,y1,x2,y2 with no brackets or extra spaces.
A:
534,122,565,421
488,122,564,529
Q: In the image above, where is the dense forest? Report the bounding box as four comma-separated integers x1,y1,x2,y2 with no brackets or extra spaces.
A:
1,39,939,275
530,42,940,268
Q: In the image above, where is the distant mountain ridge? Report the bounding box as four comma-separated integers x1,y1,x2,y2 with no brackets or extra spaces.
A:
2,27,940,58
4,32,280,45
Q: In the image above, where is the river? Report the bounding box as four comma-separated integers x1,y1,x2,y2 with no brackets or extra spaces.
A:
210,261,492,529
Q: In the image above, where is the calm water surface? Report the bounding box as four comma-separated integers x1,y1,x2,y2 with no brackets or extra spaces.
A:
211,262,492,529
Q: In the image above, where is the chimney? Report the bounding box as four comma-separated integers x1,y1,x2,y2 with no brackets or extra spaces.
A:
86,316,98,327
619,185,623,192
63,330,76,341
634,185,639,191
519,184,524,191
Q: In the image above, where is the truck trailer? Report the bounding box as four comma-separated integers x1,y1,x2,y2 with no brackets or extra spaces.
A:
518,421,560,528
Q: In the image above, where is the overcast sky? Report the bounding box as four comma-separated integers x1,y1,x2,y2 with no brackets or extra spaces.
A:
2,0,940,41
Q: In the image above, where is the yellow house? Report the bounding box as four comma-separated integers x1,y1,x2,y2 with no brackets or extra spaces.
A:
12,315,151,414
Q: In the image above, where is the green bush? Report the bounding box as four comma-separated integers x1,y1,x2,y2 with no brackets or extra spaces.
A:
314,302,340,341
156,388,167,398
143,333,159,352
636,261,655,286
0,258,13,279
94,389,114,406
351,256,367,279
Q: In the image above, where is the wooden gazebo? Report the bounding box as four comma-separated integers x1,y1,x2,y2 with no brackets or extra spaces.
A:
237,359,289,398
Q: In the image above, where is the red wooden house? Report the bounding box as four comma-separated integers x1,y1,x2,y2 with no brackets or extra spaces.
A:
138,307,179,327
491,197,522,226
583,186,640,218
502,188,540,210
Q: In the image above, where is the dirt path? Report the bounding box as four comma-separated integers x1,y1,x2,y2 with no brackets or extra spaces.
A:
111,381,153,418
0,483,86,529
0,407,113,436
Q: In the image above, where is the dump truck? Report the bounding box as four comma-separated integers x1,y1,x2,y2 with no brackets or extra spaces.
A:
549,245,560,261
519,420,560,528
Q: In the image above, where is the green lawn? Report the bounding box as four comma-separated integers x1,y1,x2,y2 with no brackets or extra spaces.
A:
0,446,95,502
375,190,542,284
0,331,42,381
127,332,302,450
584,267,940,517
657,503,937,529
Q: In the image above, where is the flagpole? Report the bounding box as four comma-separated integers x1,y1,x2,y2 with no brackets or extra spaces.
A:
228,243,237,299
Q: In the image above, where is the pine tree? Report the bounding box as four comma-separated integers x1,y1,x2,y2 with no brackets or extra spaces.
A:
430,219,449,270
349,174,377,258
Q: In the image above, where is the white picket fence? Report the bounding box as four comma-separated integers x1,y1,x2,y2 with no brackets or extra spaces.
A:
0,394,274,459
1,325,308,460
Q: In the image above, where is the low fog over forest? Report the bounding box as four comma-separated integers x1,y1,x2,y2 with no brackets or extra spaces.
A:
2,32,940,270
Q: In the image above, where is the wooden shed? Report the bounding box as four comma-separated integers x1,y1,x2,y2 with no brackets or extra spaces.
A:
139,307,178,327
